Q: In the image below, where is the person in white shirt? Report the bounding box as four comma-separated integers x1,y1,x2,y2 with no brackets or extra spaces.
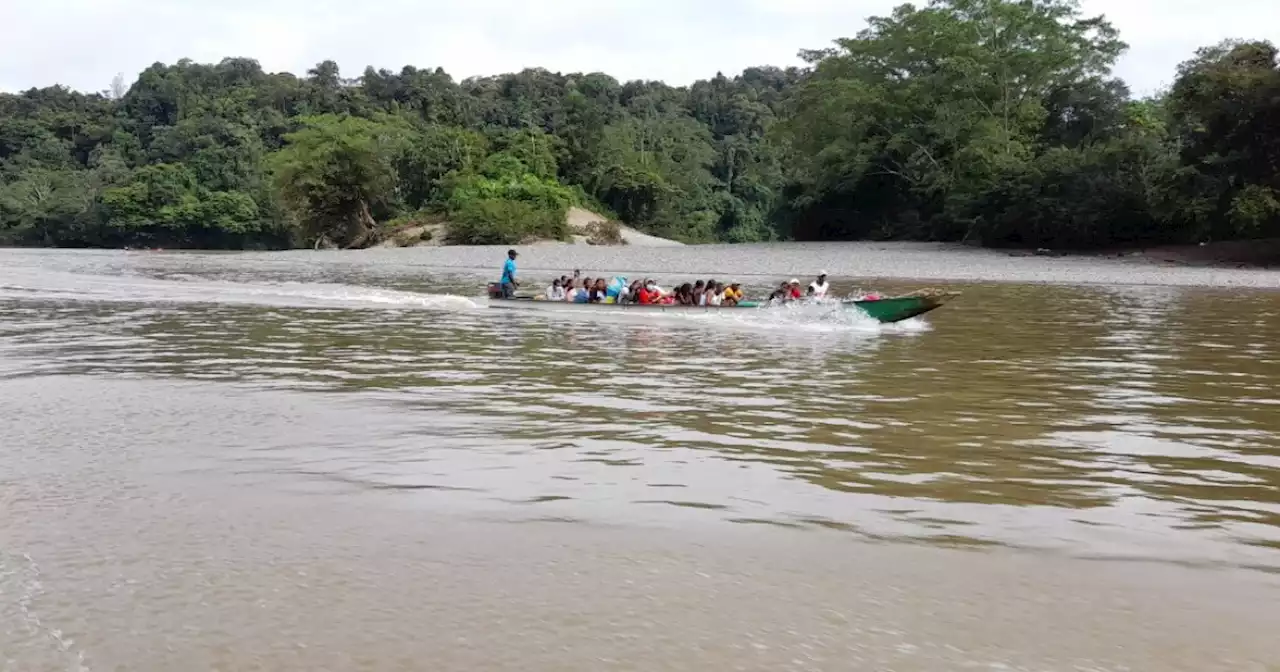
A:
707,282,725,306
807,271,830,299
545,279,566,301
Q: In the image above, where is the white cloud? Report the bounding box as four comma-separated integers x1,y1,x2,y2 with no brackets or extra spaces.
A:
1,0,1276,95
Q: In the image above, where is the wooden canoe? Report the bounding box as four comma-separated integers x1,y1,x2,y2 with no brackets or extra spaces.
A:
486,285,957,324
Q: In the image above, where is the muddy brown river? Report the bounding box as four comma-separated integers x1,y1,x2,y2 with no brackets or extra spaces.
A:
2,245,1278,671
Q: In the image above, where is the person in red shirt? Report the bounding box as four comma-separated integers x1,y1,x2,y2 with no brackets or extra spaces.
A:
637,280,657,304
788,278,803,300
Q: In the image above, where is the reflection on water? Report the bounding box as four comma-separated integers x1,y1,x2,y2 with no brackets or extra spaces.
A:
2,259,1278,573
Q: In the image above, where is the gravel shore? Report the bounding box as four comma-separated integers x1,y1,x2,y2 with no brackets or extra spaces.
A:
381,241,1280,290
6,240,1279,290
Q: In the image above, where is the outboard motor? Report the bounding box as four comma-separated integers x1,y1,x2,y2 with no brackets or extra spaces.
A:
487,282,503,299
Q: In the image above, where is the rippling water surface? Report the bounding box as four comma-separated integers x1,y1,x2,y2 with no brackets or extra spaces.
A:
2,246,1279,671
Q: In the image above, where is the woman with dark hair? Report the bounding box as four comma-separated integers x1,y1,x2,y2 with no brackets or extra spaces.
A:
588,278,609,303
618,279,643,304
702,282,720,306
676,283,695,305
562,279,581,302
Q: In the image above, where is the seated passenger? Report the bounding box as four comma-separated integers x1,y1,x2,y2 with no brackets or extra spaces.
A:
647,280,666,303
545,279,566,301
569,277,591,303
723,283,743,305
707,282,725,306
691,281,706,305
637,280,661,304
702,282,720,306
768,281,791,303
788,278,803,300
589,278,609,303
807,271,830,298
676,283,695,305
563,279,581,302
618,280,641,304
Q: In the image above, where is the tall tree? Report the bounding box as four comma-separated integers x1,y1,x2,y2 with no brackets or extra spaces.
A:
266,114,409,248
1165,40,1280,240
776,0,1127,241
2,19,1278,252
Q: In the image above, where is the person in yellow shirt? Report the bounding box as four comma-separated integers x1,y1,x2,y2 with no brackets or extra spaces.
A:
722,283,743,305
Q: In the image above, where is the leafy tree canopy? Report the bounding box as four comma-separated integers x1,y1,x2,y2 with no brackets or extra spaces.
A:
1,5,1276,249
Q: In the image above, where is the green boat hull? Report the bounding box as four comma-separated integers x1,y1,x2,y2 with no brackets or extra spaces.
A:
488,286,957,324
844,295,950,323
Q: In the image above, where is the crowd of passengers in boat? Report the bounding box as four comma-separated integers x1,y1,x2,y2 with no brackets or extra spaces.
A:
540,270,834,306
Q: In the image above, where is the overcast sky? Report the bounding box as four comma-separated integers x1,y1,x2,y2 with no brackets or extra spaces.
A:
2,0,1277,96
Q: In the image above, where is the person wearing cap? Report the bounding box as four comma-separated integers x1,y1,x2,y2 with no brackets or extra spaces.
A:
787,278,803,300
637,279,662,305
499,249,519,298
722,282,743,305
808,271,830,299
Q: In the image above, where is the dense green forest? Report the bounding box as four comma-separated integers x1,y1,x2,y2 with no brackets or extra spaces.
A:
2,0,1278,249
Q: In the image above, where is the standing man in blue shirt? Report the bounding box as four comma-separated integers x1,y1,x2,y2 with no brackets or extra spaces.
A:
499,248,519,298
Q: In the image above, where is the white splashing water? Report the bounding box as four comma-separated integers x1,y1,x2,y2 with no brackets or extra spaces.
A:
0,267,931,336
0,268,478,313
719,299,933,335
484,296,932,337
0,552,91,672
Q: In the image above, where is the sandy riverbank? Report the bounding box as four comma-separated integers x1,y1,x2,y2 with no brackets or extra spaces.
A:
373,240,1277,290
379,207,686,248
1008,238,1280,269
563,206,685,247
380,217,1276,269
10,237,1280,290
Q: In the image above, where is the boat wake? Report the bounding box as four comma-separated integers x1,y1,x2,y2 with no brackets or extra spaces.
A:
0,268,479,313
487,296,932,336
0,551,90,672
1,265,930,337
711,299,933,335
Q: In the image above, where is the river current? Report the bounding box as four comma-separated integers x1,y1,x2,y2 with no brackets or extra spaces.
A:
2,244,1278,671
